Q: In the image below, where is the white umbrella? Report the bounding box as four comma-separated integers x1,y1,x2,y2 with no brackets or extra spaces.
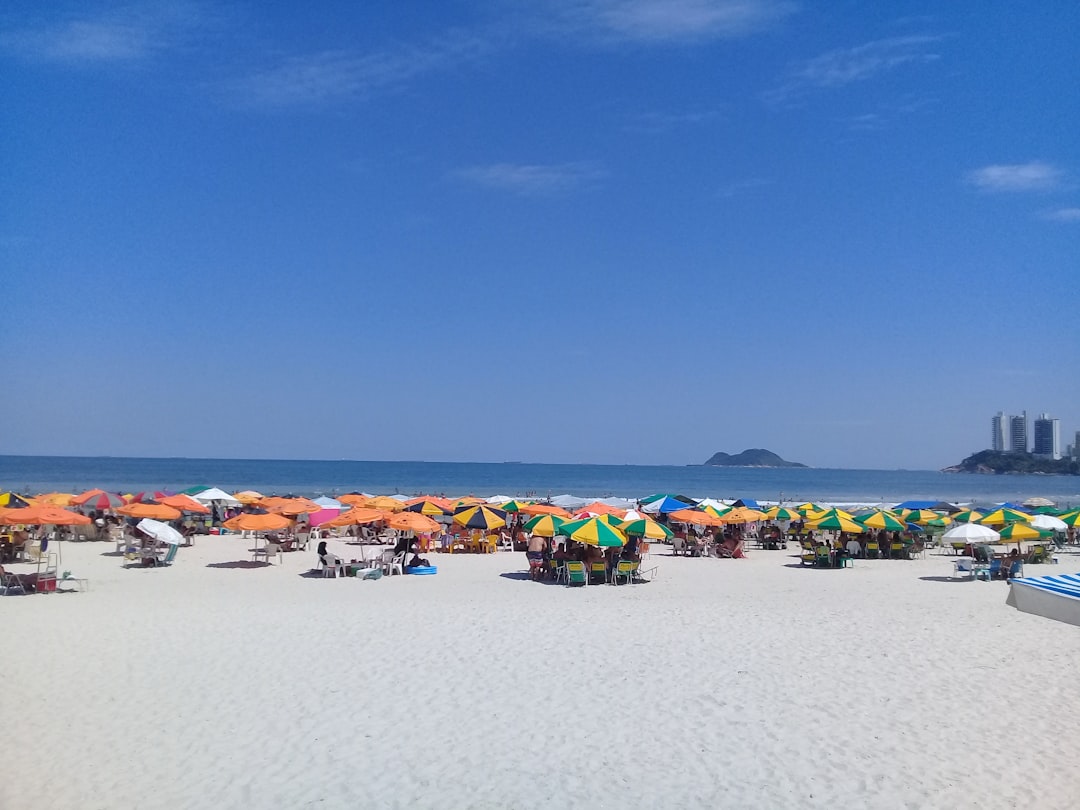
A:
942,523,1000,543
192,487,241,506
137,518,184,545
1030,514,1067,532
312,496,343,509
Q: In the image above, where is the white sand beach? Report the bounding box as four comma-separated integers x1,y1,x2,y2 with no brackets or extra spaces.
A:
6,536,1080,809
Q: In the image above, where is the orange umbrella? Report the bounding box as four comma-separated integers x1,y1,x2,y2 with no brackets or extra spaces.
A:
405,495,453,509
117,503,183,520
261,497,321,515
719,507,768,524
387,512,441,533
233,490,265,504
578,501,626,517
158,494,211,514
34,492,75,506
363,496,406,512
223,513,292,532
337,493,371,506
668,508,727,527
449,497,485,508
518,502,572,518
325,508,389,527
0,506,92,526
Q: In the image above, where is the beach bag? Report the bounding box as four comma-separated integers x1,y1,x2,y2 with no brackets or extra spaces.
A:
362,568,383,581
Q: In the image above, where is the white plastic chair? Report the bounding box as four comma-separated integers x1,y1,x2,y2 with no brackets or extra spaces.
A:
952,557,976,579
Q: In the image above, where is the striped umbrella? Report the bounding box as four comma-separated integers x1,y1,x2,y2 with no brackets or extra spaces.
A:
1058,510,1080,527
404,500,450,516
453,505,507,531
560,517,626,547
951,509,984,524
855,511,907,532
808,514,864,533
523,514,565,537
703,505,732,518
764,506,801,521
619,517,673,540
902,509,943,525
0,493,31,508
979,508,1030,526
72,489,125,510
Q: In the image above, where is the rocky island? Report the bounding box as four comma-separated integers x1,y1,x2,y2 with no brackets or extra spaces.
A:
942,450,1079,476
702,449,807,468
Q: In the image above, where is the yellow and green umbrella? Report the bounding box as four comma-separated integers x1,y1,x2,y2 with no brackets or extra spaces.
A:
1058,509,1080,527
855,511,907,531
978,508,1030,526
951,509,984,524
808,514,864,533
522,514,565,537
703,504,732,518
796,502,823,515
902,509,943,525
998,522,1052,551
619,517,673,540
498,500,530,513
764,506,801,521
560,517,626,547
453,505,507,531
811,507,854,521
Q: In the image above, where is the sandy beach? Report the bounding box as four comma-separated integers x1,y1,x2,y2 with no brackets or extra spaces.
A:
6,535,1080,809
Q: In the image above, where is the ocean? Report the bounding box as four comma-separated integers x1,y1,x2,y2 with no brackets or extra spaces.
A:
1,455,1078,507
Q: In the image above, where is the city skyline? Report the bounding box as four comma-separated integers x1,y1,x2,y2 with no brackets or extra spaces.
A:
2,2,1078,469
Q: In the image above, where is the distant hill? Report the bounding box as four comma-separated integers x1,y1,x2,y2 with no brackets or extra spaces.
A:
703,449,807,468
942,450,1079,476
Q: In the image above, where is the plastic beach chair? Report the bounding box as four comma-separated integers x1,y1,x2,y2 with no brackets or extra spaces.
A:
564,561,587,587
953,558,976,579
612,560,635,585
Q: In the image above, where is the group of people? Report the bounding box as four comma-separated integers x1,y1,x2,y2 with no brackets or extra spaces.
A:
524,534,642,581
671,527,747,558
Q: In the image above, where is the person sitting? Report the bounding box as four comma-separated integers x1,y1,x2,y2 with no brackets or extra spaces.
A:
845,537,863,558
408,552,431,568
552,542,571,562
316,540,341,571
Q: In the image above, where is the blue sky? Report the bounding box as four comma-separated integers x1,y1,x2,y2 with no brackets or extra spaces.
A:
3,1,1078,469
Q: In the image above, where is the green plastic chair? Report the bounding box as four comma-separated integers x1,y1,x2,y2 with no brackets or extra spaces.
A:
564,561,587,587
814,546,832,568
612,560,635,585
864,542,880,559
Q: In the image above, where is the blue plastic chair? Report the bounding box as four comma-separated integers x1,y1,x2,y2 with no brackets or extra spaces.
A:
976,559,1002,581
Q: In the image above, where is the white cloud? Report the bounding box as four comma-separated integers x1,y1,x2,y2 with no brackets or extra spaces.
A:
230,32,490,109
545,0,797,43
767,35,942,103
454,162,603,195
0,4,207,63
966,162,1063,193
1040,207,1080,222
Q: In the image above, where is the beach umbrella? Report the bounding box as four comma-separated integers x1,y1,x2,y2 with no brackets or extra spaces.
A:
518,503,572,518
641,496,694,515
619,517,673,540
1057,510,1080,527
855,511,907,532
234,490,265,504
364,496,407,512
192,488,241,506
337,493,372,506
572,512,624,526
902,509,943,525
702,505,732,519
578,501,625,517
72,489,125,510
0,506,91,526
795,502,823,515
117,503,182,520
136,518,184,546
719,507,768,524
453,505,507,531
923,517,952,529
951,509,984,524
979,508,1030,526
449,497,485,509
1022,497,1056,509
998,522,1052,551
325,507,389,527
158,494,211,514
667,508,726,527
1029,514,1067,532
696,498,730,511
33,492,76,506
387,512,441,534
223,513,291,532
764,506,801,522
808,514,864,534
0,493,31,508
262,497,321,515
561,517,626,547
125,491,169,504
942,522,1000,544
403,499,450,516
497,500,529,513
522,514,566,537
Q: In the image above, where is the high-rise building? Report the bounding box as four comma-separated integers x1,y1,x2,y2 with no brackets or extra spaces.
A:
1009,411,1028,453
1071,431,1080,459
991,411,1006,451
1032,413,1061,459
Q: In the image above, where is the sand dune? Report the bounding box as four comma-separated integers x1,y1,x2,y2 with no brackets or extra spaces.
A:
5,536,1080,809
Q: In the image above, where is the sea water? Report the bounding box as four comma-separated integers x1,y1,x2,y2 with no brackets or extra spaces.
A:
1,455,1078,507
